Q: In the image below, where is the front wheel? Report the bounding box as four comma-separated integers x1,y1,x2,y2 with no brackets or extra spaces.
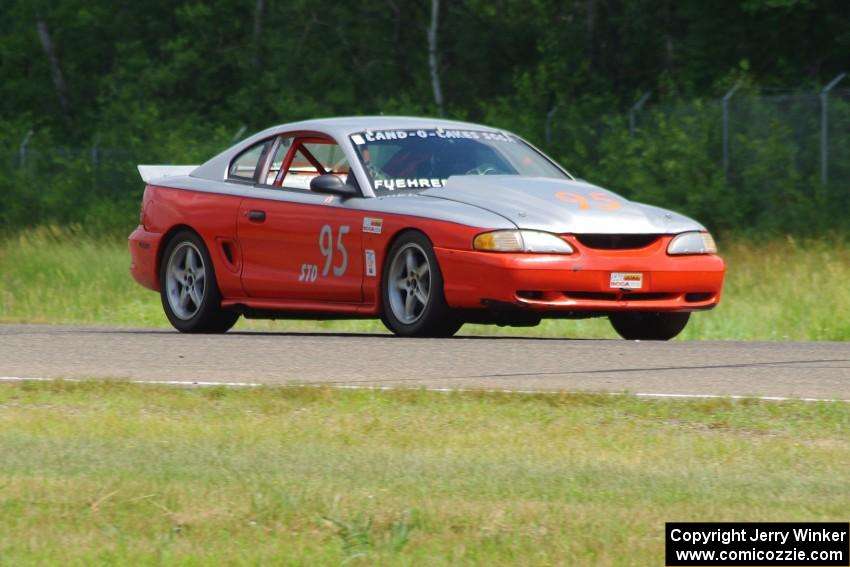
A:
160,230,239,333
380,231,463,337
609,311,690,341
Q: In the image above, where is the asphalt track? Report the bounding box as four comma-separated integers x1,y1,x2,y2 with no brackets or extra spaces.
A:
1,324,849,400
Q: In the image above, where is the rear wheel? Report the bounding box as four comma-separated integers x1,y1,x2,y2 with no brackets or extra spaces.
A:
160,230,239,333
380,231,463,337
609,311,690,341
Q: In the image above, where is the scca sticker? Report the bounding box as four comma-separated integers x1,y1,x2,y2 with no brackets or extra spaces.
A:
365,249,376,277
362,217,383,234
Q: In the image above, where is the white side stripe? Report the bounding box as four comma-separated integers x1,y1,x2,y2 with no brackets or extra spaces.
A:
1,376,847,403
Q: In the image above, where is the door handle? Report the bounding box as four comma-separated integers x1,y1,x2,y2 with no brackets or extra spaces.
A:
247,210,266,222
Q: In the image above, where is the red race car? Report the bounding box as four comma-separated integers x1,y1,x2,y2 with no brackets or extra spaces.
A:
129,116,725,339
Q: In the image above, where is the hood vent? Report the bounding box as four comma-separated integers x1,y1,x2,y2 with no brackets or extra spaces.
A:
575,234,661,250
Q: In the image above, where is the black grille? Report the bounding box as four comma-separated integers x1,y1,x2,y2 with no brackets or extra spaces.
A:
564,292,676,301
564,292,618,300
575,234,661,250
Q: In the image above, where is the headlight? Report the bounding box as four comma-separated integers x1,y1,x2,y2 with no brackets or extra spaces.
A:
473,230,574,253
667,231,717,255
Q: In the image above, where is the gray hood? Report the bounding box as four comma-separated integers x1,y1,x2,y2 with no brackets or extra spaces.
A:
420,176,703,234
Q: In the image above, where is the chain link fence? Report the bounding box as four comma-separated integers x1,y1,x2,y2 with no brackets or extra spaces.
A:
12,147,139,191
545,86,850,232
3,86,849,234
1,146,145,231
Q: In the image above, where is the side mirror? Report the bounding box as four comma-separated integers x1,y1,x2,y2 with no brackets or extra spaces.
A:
310,174,359,198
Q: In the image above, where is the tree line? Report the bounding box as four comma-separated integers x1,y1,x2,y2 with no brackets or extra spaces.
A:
1,0,848,234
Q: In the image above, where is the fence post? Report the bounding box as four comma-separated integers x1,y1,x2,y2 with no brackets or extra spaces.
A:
19,130,34,169
721,83,740,180
544,105,558,146
628,91,651,137
91,134,101,191
820,72,846,185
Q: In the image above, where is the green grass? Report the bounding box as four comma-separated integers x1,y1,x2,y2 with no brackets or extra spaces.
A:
2,226,850,339
0,381,847,565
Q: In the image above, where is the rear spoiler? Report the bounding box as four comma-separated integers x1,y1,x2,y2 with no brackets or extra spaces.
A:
137,165,198,183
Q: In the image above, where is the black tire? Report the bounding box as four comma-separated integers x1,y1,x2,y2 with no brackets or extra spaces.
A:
159,230,239,333
609,311,690,341
380,231,463,337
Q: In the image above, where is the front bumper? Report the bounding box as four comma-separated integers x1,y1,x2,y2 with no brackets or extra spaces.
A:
435,236,726,313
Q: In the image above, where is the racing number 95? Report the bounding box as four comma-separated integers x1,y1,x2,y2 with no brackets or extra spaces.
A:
299,224,350,282
320,224,349,277
555,191,621,210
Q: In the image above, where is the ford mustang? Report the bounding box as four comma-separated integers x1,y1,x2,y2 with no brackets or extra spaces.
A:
129,116,725,339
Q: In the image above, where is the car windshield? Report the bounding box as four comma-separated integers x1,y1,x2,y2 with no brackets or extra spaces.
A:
349,128,570,193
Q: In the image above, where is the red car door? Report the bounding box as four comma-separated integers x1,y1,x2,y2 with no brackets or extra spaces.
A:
236,136,364,302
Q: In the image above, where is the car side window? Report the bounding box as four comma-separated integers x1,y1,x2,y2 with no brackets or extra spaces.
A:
278,139,354,192
228,140,272,182
264,138,291,185
302,142,350,176
281,147,321,190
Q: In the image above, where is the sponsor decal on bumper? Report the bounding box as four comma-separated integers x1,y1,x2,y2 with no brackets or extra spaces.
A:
610,272,643,289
